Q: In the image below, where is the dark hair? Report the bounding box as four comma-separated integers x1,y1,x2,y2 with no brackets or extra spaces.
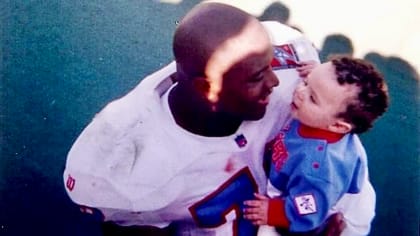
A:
331,56,389,133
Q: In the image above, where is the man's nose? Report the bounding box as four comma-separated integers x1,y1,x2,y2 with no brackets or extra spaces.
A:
265,71,279,89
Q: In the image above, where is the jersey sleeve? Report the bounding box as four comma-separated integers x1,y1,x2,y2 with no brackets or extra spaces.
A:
63,108,138,214
283,150,362,232
63,63,180,222
262,21,320,64
63,102,148,203
284,172,336,232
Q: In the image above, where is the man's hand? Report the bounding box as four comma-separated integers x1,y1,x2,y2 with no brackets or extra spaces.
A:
243,193,270,226
320,212,346,236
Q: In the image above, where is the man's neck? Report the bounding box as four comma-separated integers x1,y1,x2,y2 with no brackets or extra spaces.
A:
168,84,242,137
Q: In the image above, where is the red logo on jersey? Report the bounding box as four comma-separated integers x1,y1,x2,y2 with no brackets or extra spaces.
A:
271,44,300,70
271,132,289,171
235,134,247,148
66,175,75,191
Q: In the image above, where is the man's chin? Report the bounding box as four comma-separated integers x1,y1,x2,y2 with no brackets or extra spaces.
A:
243,108,266,121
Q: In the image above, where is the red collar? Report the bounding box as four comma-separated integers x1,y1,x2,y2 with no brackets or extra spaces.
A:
297,123,344,143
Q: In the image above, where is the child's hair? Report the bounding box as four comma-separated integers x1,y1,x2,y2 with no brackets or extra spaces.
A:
330,56,389,134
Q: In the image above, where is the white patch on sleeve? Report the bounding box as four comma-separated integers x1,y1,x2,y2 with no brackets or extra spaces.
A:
294,194,317,215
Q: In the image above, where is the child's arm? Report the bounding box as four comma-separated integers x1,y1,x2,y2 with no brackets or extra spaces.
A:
243,193,290,228
296,60,318,78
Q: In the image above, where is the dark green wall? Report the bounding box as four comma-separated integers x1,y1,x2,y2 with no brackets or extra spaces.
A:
1,1,418,235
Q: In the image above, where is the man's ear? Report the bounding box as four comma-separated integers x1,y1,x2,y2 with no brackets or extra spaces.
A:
192,76,210,96
327,120,352,134
193,76,222,104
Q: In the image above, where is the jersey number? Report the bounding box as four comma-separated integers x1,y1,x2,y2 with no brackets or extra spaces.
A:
189,167,258,236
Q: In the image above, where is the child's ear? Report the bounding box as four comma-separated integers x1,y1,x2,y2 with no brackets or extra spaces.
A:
328,120,352,134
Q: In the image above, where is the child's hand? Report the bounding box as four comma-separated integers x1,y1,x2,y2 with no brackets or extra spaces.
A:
297,60,318,78
243,193,270,226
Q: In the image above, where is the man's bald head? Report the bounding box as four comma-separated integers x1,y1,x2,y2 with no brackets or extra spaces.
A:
173,2,268,80
169,3,277,132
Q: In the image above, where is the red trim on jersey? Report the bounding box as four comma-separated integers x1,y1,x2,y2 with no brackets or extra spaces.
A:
267,198,290,228
298,123,344,143
66,175,75,191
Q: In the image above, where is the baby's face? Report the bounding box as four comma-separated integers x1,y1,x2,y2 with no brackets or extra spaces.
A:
290,62,358,130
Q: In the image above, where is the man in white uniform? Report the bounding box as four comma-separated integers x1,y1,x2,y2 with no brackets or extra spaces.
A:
63,2,375,235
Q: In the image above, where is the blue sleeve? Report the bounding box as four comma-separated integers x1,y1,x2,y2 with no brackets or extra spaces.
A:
284,173,336,232
283,151,357,232
347,158,364,193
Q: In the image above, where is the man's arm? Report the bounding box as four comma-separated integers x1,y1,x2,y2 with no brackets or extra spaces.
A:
63,108,137,214
333,178,376,236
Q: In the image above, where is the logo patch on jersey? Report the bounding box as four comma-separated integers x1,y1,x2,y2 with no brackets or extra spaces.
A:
66,175,75,191
271,44,300,70
235,134,247,148
271,132,289,171
294,194,317,215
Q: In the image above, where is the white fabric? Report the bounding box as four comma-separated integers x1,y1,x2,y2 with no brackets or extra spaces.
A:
63,21,375,236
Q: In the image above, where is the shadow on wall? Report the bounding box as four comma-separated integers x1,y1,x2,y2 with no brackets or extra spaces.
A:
319,34,354,62
258,2,302,32
361,52,419,236
258,2,290,24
